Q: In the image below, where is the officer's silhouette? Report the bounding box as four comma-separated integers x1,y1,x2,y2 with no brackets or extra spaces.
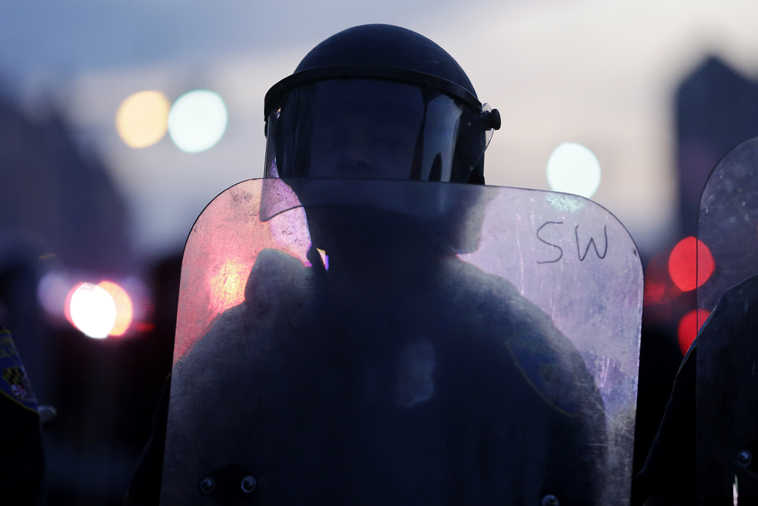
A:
138,25,618,506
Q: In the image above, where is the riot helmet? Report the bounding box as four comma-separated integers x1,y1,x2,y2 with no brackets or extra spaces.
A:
263,24,501,184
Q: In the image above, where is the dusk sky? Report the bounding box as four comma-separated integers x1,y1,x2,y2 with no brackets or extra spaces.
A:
3,0,758,256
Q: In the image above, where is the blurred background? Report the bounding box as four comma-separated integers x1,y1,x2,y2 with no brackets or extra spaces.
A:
2,0,757,503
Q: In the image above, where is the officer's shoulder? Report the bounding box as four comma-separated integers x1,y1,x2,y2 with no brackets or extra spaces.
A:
243,248,314,302
699,274,758,360
702,274,758,338
445,258,561,339
717,274,758,309
446,259,593,416
179,249,313,363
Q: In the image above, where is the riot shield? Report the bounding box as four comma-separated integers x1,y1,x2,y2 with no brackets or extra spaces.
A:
697,137,758,502
162,178,643,505
698,137,758,312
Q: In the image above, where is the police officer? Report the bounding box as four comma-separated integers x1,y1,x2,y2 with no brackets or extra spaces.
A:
636,137,758,505
634,279,758,506
134,24,623,505
696,275,758,503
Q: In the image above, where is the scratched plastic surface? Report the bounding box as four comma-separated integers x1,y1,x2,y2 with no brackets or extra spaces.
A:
163,178,643,505
698,137,758,313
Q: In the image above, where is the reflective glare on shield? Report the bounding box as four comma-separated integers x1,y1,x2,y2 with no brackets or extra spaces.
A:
161,178,642,505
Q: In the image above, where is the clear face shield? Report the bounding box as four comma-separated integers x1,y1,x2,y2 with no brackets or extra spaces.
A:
263,78,495,184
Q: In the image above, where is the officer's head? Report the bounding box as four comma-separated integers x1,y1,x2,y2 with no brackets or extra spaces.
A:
262,24,500,185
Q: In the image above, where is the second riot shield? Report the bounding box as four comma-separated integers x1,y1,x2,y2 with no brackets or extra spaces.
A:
162,178,643,505
697,137,758,502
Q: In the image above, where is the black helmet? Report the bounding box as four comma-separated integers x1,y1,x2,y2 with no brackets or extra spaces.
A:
263,24,500,184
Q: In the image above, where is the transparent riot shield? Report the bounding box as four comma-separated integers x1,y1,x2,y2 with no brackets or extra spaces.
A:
698,137,758,312
161,178,643,505
697,137,758,502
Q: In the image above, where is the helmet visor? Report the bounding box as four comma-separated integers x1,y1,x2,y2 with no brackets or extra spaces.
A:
264,79,487,183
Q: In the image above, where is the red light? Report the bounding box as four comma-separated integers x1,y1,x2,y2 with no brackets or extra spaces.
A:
135,322,156,333
677,308,710,355
643,281,666,305
668,237,715,292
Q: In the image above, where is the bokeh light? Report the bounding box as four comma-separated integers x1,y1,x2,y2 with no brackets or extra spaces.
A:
667,236,715,292
168,89,228,153
546,142,602,198
98,281,133,336
67,283,117,339
643,279,666,306
37,271,70,317
135,322,156,333
677,308,710,355
115,90,170,148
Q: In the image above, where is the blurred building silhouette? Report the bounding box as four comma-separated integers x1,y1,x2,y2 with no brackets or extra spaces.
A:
0,92,132,273
0,88,134,389
0,89,134,401
0,90,166,505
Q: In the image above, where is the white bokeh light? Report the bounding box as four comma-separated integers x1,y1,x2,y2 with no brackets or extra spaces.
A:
69,283,117,339
168,89,228,153
37,271,69,317
546,142,602,198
